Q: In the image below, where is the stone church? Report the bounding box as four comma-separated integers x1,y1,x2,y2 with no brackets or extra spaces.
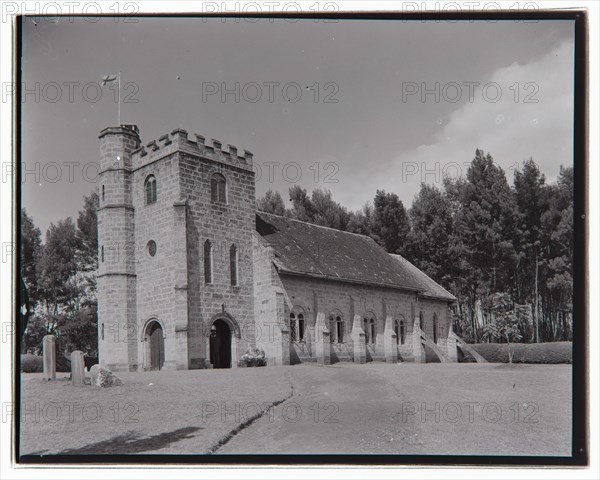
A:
97,124,462,372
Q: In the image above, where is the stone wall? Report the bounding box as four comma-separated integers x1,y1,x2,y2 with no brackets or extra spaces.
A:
177,134,256,369
270,273,452,364
132,152,182,370
253,233,288,365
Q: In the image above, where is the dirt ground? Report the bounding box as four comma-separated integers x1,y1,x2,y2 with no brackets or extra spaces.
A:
19,362,572,457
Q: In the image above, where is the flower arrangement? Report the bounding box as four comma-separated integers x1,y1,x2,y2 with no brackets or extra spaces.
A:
238,347,267,367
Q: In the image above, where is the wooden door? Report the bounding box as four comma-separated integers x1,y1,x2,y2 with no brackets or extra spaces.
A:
149,323,164,370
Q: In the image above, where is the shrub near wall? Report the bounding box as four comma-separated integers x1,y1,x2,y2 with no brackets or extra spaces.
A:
459,342,572,364
21,354,43,373
20,354,72,373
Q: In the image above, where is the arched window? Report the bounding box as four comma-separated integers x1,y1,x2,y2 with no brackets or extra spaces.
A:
101,246,104,263
336,316,344,343
204,240,213,284
327,314,344,343
145,175,157,204
102,185,105,201
211,172,227,204
419,311,425,331
363,316,376,344
400,320,406,345
329,315,336,343
290,310,305,342
433,313,438,344
369,318,376,344
394,320,400,345
230,244,238,286
290,312,297,341
298,314,305,341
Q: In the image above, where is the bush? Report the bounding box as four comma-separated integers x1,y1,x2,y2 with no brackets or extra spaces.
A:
56,355,71,372
459,341,572,364
21,354,72,373
238,348,267,367
84,356,98,369
21,354,43,373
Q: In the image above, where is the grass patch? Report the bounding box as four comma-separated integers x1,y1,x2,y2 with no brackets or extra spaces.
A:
20,368,292,456
459,342,572,364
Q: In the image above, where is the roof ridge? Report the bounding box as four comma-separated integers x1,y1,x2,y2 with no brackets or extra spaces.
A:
255,210,373,239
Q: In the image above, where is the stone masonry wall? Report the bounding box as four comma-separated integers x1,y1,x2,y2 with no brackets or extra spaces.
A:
97,126,139,372
276,275,451,363
178,136,256,368
132,152,182,370
253,233,286,365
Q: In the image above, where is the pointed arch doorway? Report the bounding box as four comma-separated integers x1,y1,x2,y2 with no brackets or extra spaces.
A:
210,319,232,368
145,320,165,371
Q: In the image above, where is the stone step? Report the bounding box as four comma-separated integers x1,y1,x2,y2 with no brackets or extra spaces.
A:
331,356,353,363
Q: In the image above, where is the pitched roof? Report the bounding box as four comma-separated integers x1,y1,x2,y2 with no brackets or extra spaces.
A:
255,212,456,302
389,254,457,302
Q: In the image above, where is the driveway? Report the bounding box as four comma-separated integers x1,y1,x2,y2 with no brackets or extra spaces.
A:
218,363,572,456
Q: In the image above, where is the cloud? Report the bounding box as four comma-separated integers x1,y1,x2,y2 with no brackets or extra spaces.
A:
338,39,575,208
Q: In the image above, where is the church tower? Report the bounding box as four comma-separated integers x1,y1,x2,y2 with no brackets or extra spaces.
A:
96,125,140,371
97,124,257,371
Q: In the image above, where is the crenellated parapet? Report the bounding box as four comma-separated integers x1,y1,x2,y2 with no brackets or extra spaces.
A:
131,128,254,172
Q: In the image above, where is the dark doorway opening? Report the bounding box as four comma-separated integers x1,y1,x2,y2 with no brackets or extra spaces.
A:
149,322,164,371
210,319,232,368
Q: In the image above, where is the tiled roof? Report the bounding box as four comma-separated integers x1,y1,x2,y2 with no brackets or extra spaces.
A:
255,212,456,302
388,254,457,302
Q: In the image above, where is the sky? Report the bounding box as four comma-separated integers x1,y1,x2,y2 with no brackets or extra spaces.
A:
20,16,575,235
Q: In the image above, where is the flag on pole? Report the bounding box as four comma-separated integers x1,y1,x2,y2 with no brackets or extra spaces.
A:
101,73,122,125
101,74,118,86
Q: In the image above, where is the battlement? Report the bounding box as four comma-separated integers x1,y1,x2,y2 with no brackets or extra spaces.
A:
130,128,254,172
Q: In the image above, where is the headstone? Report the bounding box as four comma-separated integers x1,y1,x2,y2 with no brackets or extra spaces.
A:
71,350,85,386
89,364,100,386
314,312,331,366
383,315,399,363
42,335,56,380
96,367,123,387
350,314,366,364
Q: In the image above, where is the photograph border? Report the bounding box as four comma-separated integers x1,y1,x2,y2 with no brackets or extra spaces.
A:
12,8,588,467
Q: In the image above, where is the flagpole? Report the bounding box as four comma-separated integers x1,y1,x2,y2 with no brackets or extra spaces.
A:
118,71,121,126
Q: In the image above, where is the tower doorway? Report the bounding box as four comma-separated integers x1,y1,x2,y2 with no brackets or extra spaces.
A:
210,319,232,368
148,321,164,371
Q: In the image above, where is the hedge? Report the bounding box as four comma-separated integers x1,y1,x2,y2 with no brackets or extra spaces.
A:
458,341,572,364
21,354,72,373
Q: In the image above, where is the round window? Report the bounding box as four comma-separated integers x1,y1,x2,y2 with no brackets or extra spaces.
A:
147,240,157,257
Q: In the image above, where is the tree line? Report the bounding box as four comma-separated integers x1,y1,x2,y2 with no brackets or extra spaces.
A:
21,192,99,356
20,149,573,353
257,150,573,343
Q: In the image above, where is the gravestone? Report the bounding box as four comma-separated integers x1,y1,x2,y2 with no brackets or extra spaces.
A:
71,350,85,386
89,364,100,386
42,335,56,381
